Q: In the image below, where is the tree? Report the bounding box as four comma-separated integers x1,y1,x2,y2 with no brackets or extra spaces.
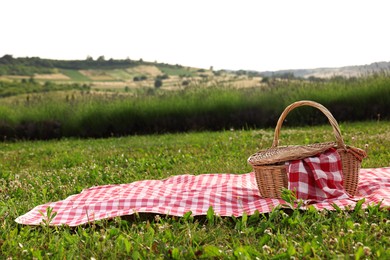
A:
154,79,162,88
156,74,169,80
182,80,190,86
0,54,14,64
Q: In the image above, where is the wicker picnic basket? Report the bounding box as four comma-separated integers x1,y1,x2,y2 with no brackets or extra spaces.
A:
248,100,367,199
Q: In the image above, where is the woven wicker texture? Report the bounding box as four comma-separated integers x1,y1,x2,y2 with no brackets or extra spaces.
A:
248,100,367,198
248,142,336,166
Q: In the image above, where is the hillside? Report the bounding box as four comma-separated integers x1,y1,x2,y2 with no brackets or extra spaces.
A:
259,61,390,79
0,55,263,91
1,55,390,92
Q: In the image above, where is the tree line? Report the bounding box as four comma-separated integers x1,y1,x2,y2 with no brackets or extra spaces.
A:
0,54,144,76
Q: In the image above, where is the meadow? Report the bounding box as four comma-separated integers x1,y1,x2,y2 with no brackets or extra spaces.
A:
1,62,390,258
1,121,389,259
0,74,389,140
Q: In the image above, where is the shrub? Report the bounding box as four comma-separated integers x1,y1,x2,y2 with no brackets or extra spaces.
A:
182,80,190,86
154,79,163,88
156,74,169,80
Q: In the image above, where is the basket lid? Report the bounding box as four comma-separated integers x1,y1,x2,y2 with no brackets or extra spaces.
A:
248,142,336,166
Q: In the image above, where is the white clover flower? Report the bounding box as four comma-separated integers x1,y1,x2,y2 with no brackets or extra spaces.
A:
264,228,273,236
363,246,371,256
353,223,360,228
262,245,272,254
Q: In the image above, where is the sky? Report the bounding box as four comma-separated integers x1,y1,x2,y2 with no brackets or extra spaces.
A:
1,0,390,72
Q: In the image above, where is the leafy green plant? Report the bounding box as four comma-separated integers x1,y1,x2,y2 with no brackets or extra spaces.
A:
281,188,305,210
39,207,57,225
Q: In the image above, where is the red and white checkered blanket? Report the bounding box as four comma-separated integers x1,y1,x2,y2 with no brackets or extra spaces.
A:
16,167,390,226
287,148,349,201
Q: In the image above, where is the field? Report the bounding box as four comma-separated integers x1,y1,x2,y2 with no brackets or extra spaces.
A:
0,74,389,140
1,121,389,259
0,63,214,91
60,69,91,82
0,59,273,92
1,57,390,258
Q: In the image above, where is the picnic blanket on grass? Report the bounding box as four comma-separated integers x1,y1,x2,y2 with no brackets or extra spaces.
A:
15,167,390,226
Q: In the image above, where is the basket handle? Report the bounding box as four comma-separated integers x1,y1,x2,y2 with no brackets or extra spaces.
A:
272,100,347,150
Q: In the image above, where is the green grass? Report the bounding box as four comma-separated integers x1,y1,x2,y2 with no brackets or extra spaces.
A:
107,69,136,81
0,122,389,259
0,74,389,139
0,80,89,98
60,69,91,81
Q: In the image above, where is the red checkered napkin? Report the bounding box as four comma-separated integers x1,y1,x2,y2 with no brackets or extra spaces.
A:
287,148,350,201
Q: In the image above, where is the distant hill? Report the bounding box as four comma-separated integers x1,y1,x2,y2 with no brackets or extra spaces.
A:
258,61,390,79
0,55,264,91
0,54,169,75
2,54,390,92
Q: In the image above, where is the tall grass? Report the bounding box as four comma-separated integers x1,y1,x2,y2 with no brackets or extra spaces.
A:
0,75,389,139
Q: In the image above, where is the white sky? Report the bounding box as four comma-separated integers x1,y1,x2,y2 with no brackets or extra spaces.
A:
1,0,390,71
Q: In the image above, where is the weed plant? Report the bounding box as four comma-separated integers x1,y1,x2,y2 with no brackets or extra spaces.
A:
0,122,389,258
